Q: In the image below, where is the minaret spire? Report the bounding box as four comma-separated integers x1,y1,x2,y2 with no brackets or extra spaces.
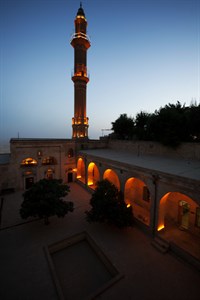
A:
71,4,90,139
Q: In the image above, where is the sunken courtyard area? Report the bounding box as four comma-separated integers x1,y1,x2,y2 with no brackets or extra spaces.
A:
0,183,199,300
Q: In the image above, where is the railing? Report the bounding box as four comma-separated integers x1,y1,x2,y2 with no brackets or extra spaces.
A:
70,32,90,43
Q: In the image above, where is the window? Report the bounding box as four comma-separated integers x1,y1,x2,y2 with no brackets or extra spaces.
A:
68,148,74,158
42,157,56,165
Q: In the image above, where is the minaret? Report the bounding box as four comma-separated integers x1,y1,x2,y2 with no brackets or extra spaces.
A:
71,3,90,139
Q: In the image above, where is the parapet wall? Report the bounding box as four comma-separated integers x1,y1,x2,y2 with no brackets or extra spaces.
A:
107,140,200,161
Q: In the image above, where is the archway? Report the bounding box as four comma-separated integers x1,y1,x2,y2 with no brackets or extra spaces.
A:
23,170,35,189
124,177,150,226
103,169,120,190
87,162,100,190
158,192,200,259
158,192,199,232
77,158,85,183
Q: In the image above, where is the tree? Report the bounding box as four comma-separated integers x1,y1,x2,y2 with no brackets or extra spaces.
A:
20,179,74,225
135,111,152,140
111,113,135,140
186,103,200,142
85,179,134,228
152,102,188,147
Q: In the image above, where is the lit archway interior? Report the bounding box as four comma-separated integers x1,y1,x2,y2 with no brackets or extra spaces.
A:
87,162,100,190
124,177,150,226
103,169,120,190
77,158,85,183
158,192,199,235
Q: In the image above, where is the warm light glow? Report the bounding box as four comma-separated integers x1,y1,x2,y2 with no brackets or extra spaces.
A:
103,169,120,190
73,168,77,172
126,203,131,208
157,225,165,231
77,175,81,179
21,158,37,166
88,180,93,186
76,15,86,20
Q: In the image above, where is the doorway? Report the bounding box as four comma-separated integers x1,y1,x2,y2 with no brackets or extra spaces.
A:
178,200,190,229
68,172,73,183
25,177,34,189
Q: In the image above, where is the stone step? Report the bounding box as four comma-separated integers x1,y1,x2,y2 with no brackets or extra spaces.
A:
151,237,170,254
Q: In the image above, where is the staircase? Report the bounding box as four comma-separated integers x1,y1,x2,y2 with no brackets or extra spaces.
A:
151,237,170,253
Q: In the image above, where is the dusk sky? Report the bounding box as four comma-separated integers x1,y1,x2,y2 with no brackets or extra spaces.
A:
0,0,199,150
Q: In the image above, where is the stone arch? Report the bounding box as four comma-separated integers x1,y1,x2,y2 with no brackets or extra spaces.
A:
87,162,100,190
124,177,151,226
158,192,199,232
103,169,120,190
77,157,85,183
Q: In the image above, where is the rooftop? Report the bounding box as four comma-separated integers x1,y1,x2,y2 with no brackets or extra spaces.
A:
79,149,200,181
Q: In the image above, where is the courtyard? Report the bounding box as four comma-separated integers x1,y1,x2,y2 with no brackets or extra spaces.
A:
0,183,199,300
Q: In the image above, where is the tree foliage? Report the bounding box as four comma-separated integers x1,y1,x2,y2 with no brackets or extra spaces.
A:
111,102,200,147
111,113,135,140
20,179,74,224
85,179,134,228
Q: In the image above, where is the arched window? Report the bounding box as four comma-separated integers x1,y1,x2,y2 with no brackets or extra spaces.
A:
21,158,37,166
68,148,74,158
42,156,56,165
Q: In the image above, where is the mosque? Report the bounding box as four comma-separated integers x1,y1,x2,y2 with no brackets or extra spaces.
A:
0,4,200,269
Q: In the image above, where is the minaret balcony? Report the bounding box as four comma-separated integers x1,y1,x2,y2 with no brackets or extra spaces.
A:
72,117,89,125
70,32,90,49
71,65,90,83
70,32,90,42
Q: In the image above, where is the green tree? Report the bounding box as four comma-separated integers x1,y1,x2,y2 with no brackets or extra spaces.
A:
20,179,74,225
111,113,135,140
85,179,134,228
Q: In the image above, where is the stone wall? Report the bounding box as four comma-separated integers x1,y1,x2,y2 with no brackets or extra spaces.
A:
107,140,200,160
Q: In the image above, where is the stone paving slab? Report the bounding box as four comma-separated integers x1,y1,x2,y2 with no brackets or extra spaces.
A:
0,183,199,300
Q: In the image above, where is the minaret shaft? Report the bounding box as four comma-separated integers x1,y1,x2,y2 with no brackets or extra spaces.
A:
71,5,90,139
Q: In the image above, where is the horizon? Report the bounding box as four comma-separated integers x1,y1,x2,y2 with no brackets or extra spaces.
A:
1,0,200,151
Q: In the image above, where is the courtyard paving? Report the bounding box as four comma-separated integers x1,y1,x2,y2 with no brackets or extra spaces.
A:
0,183,199,300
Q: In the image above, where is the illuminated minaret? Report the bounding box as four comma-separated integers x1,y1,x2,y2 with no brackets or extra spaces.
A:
71,3,90,139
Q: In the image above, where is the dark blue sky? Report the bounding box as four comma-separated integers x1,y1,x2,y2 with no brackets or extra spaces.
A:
0,0,199,150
